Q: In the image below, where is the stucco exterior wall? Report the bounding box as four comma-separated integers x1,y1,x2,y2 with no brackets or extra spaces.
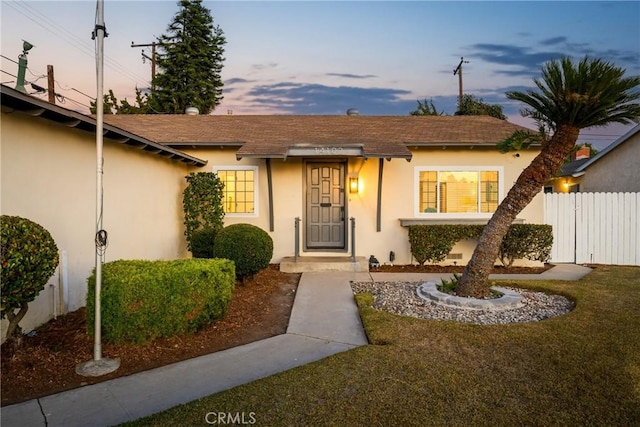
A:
185,147,544,266
579,133,640,192
1,112,190,339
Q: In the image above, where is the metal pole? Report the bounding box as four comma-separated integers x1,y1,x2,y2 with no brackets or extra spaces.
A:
94,0,105,363
350,217,356,262
294,217,300,262
76,0,119,377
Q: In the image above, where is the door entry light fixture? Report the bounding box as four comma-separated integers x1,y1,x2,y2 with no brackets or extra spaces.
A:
349,176,359,194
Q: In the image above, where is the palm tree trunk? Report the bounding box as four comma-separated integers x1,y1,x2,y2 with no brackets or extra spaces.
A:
455,125,580,298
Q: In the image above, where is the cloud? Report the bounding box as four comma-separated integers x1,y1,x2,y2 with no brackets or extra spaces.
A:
539,37,567,46
325,73,378,79
241,81,417,115
250,62,278,72
470,43,564,77
469,37,640,79
225,77,254,85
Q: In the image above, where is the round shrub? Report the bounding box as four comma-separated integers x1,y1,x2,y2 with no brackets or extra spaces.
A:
213,224,273,280
1,215,59,339
190,228,217,258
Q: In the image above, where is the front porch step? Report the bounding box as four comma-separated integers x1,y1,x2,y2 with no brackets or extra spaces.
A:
280,256,369,273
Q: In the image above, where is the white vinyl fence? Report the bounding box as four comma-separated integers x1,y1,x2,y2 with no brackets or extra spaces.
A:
544,192,640,265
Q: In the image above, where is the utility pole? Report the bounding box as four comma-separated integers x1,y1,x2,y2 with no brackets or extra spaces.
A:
131,41,157,87
47,65,55,104
453,57,469,112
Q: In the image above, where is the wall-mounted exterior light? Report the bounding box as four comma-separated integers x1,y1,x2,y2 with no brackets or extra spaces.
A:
349,176,359,194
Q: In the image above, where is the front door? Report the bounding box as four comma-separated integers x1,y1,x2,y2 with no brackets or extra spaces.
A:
305,162,346,250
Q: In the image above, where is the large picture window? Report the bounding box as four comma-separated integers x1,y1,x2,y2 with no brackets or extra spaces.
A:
214,166,258,216
415,167,502,216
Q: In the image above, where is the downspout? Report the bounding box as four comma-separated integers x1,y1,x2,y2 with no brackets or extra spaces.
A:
376,158,384,232
59,250,69,314
266,158,274,232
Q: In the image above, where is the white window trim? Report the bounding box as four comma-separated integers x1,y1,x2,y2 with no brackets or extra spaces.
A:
213,165,259,218
414,166,504,218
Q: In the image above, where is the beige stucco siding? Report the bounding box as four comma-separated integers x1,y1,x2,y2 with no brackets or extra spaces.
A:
1,112,190,338
579,133,640,192
187,147,543,266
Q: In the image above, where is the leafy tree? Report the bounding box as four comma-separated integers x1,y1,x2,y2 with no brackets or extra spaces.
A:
410,98,443,116
150,0,226,114
456,94,506,119
456,56,640,298
1,215,59,347
90,88,150,114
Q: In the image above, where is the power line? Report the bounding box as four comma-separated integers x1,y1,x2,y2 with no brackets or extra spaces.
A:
1,69,18,79
71,87,96,101
5,1,150,86
0,54,19,65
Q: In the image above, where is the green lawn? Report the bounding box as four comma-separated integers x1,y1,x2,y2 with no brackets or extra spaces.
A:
124,266,640,426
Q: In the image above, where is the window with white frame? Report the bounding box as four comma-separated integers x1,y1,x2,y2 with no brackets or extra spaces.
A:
214,166,258,216
415,167,503,216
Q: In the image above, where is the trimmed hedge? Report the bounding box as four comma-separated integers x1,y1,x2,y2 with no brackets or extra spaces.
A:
408,224,552,266
499,224,553,267
213,224,273,281
190,228,217,259
86,259,235,344
408,225,482,265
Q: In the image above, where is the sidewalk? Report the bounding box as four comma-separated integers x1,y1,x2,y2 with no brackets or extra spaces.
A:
1,265,592,426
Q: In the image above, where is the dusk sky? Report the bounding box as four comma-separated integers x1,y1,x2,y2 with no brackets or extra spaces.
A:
1,0,639,149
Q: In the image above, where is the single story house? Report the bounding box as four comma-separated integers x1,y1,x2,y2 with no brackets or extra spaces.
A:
545,124,640,193
1,84,543,338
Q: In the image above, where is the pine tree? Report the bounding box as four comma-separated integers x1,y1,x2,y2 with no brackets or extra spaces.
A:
150,0,226,114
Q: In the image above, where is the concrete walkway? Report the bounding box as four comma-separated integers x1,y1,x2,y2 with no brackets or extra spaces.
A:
1,264,592,427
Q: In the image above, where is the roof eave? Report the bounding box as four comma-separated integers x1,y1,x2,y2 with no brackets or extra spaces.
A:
0,85,208,167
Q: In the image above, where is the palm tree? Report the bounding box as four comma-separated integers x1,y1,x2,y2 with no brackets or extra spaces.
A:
455,56,640,298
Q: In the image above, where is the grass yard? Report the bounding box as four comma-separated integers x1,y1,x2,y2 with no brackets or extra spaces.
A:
123,266,640,426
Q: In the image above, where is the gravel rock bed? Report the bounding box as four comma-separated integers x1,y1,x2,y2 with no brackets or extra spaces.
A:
351,281,575,325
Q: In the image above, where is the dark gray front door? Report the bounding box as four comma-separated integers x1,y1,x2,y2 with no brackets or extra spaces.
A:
306,162,346,249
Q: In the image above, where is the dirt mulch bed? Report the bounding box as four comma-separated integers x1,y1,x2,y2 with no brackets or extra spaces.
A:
372,264,552,274
1,265,300,407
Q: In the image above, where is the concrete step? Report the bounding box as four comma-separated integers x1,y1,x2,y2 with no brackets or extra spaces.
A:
280,256,369,273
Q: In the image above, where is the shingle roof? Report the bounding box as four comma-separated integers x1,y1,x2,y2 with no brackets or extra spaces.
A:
103,114,533,160
556,158,590,177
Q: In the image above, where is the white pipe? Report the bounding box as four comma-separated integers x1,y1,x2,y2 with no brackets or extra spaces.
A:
59,250,69,314
51,283,57,319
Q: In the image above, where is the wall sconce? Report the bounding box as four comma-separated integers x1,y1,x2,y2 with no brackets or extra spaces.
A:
349,176,359,194
563,181,570,190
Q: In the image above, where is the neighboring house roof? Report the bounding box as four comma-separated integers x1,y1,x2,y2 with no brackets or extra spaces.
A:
103,114,533,160
571,123,640,176
556,158,591,177
0,85,207,167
